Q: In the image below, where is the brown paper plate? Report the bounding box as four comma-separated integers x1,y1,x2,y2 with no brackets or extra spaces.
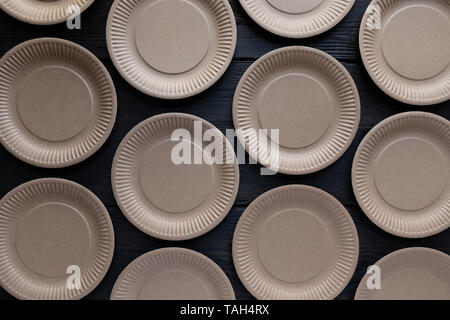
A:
0,178,114,300
0,38,117,168
106,0,236,99
355,248,450,300
352,112,450,238
239,0,355,38
233,185,359,300
112,113,239,241
111,248,235,300
233,46,360,175
0,0,95,25
360,0,450,105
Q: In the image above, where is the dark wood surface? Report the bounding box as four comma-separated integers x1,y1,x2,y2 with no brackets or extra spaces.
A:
0,0,448,300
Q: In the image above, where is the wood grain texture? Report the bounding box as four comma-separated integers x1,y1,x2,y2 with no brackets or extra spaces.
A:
0,0,448,300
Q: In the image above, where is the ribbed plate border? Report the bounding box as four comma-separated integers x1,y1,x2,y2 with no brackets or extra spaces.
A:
239,0,355,38
355,247,450,299
0,0,95,25
233,46,360,175
0,178,114,300
233,185,359,300
359,0,450,105
111,248,235,300
112,113,239,241
0,38,117,168
352,112,450,238
106,0,236,99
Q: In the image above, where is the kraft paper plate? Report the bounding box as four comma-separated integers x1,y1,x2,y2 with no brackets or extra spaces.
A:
0,178,114,300
106,0,236,99
233,46,360,175
360,0,450,105
352,112,450,238
355,248,450,300
111,248,235,300
0,0,95,25
112,113,239,241
233,185,359,300
0,38,117,168
239,0,355,38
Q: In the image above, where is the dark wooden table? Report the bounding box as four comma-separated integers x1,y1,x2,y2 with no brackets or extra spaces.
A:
0,0,448,300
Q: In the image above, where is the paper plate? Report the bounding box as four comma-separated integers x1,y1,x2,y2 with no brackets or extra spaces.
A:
0,0,95,25
360,0,450,105
352,112,450,238
111,248,235,300
106,0,236,99
233,46,360,175
0,38,117,168
239,0,355,38
0,178,114,300
233,185,359,300
355,247,450,300
112,113,239,241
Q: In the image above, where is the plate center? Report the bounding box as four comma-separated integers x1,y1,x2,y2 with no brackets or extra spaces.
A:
374,138,447,211
138,269,210,299
258,73,332,149
135,0,211,74
266,0,325,14
17,66,93,142
16,202,91,278
381,5,450,80
376,268,448,300
139,140,214,213
258,209,331,283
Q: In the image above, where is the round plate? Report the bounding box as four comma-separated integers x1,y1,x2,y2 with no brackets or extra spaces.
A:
355,248,450,300
233,185,359,300
360,0,450,105
0,0,95,25
233,46,360,175
352,112,450,238
112,113,239,241
0,178,114,300
106,0,236,99
0,38,117,168
239,0,355,38
111,248,235,300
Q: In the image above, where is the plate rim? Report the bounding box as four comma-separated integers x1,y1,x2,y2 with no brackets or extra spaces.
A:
0,177,115,300
0,0,95,25
111,112,240,241
232,184,360,300
354,247,450,300
232,45,361,175
359,0,450,106
351,111,450,238
106,0,237,99
110,247,236,300
238,0,355,38
0,37,117,168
